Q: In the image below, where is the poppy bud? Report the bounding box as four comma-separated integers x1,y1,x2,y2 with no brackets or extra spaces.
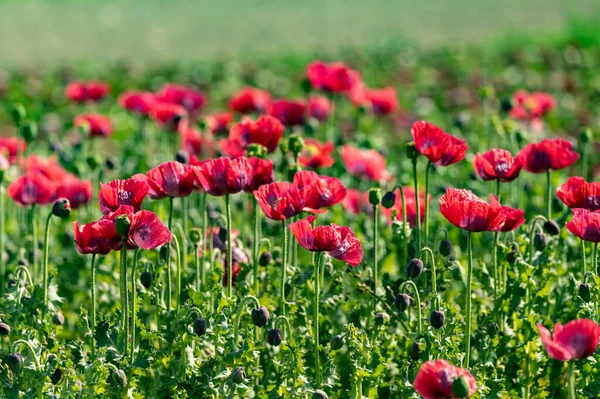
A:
487,322,499,337
77,122,91,137
175,149,189,164
368,188,382,206
405,142,419,162
7,353,23,374
381,191,396,209
50,368,63,385
259,251,272,266
312,390,329,399
452,375,471,398
251,306,270,327
406,258,424,279
105,156,116,170
159,246,169,264
20,121,38,142
10,104,26,125
438,240,452,257
218,228,228,243
111,368,127,388
506,249,519,265
579,283,591,303
394,293,410,312
514,131,525,147
140,271,152,289
409,341,420,361
429,310,445,329
279,140,289,154
580,128,592,144
52,312,65,326
115,215,131,237
330,335,344,350
194,318,207,336
374,312,389,326
52,198,71,219
0,322,10,335
500,96,512,113
230,366,247,384
189,228,202,243
288,135,305,155
86,155,102,170
247,143,267,158
267,328,282,346
543,220,560,236
534,232,548,251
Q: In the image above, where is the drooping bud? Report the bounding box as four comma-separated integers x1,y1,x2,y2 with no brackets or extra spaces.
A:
312,389,329,399
193,318,207,336
429,310,445,329
259,251,272,266
140,271,152,289
487,322,499,337
330,335,344,351
52,312,65,326
111,368,127,388
394,293,410,312
506,249,519,265
406,258,424,279
438,240,452,257
452,375,471,398
543,219,560,236
52,198,71,219
405,142,419,162
267,328,282,347
251,306,270,327
175,149,189,165
579,283,591,303
368,187,382,206
381,191,396,209
374,312,390,326
0,322,10,335
105,156,116,171
115,215,131,237
230,366,247,384
50,368,63,385
533,232,548,251
409,341,420,361
6,353,24,374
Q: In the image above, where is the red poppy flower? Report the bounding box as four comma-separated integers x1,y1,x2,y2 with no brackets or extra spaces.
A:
473,149,522,182
289,216,363,266
342,189,373,216
537,318,600,361
155,83,206,113
179,120,216,158
306,60,361,93
101,205,172,250
149,102,187,132
381,187,430,227
0,137,26,164
73,113,114,137
244,157,274,192
293,171,346,213
229,87,272,114
65,80,110,103
517,138,579,173
439,188,506,232
134,161,195,199
205,112,233,135
57,176,92,209
98,178,149,214
351,84,398,115
192,157,251,196
307,95,331,122
299,139,335,169
73,219,118,255
8,173,57,206
497,205,525,232
411,121,468,166
22,155,69,182
118,90,156,116
269,99,306,127
510,90,555,121
253,182,305,221
557,176,600,211
340,145,391,182
414,359,477,399
219,115,284,157
566,208,600,242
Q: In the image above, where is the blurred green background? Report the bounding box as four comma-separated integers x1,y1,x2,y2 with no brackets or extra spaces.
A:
0,0,598,66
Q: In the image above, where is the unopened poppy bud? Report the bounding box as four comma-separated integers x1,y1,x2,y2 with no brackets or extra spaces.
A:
77,122,90,137
7,353,23,374
115,215,131,237
159,246,169,264
405,142,419,162
194,318,207,336
406,258,424,279
288,135,304,155
230,366,247,384
267,328,282,346
543,220,560,236
394,293,410,312
105,156,116,170
259,251,272,266
429,310,445,329
381,191,396,209
189,228,202,243
368,188,382,206
487,322,499,336
374,312,389,326
21,121,38,143
175,149,189,164
312,389,329,399
140,271,152,289
514,131,525,147
330,335,344,350
409,341,420,361
479,85,495,99
111,368,127,388
506,249,519,265
52,312,65,326
50,368,63,385
500,96,513,113
0,322,10,335
439,240,452,257
534,232,548,251
580,128,592,144
247,143,267,158
52,198,71,219
10,104,26,125
86,155,102,170
452,375,471,398
251,306,270,327
279,140,289,154
579,283,591,303
218,228,227,242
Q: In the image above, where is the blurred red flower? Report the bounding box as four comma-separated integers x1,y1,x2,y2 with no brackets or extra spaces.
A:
192,156,251,196
351,84,398,115
205,112,233,135
155,83,206,113
538,318,600,361
253,182,305,221
381,187,430,227
229,87,272,114
65,80,110,103
219,115,284,157
556,176,600,211
118,90,156,116
414,359,477,399
306,95,331,122
0,137,26,164
244,157,274,192
440,188,506,232
292,170,346,214
566,208,600,242
57,176,92,209
98,178,149,214
22,155,69,182
340,145,391,182
411,121,467,166
517,138,579,173
497,205,525,232
8,173,57,206
179,120,215,158
269,99,306,127
134,161,195,199
149,102,187,132
306,60,361,93
510,90,555,121
299,139,335,169
74,113,114,137
342,189,372,216
473,148,522,182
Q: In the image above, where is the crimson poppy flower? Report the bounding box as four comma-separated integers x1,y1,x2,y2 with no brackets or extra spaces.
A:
342,189,372,216
244,157,274,192
510,90,555,121
134,161,195,199
22,155,69,182
473,149,522,182
306,60,361,93
351,84,398,115
149,102,187,132
98,178,149,214
102,205,172,250
229,87,272,114
155,83,206,113
440,188,506,232
566,208,600,242
179,120,216,158
219,115,284,157
557,176,600,211
0,137,26,164
414,359,477,399
8,173,56,206
269,99,306,127
73,219,117,255
307,95,331,122
289,216,363,266
497,205,525,232
411,121,468,166
118,90,156,116
381,187,430,227
205,112,233,135
57,176,92,209
299,139,335,169
192,156,251,196
537,318,600,361
65,80,110,103
73,113,114,137
340,145,391,181
293,170,346,213
253,182,305,221
517,138,579,173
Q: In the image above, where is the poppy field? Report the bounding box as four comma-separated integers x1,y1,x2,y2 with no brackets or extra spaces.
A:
1,38,600,399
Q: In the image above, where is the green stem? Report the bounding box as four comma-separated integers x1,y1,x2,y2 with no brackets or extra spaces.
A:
412,160,422,252
423,161,432,248
568,361,576,399
42,212,52,308
253,199,260,296
373,204,379,314
200,192,208,292
31,206,38,281
465,231,473,368
130,248,140,363
400,280,422,334
399,186,408,267
173,231,182,311
232,295,260,348
545,170,552,220
528,215,547,267
593,242,598,276
420,247,437,309
314,252,324,387
11,340,41,371
182,196,189,286
120,240,129,357
281,219,288,316
0,185,5,296
225,194,233,298
90,254,97,358
493,232,499,319
14,265,33,287
165,197,174,311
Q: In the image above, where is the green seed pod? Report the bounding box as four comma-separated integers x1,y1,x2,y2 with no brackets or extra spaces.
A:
330,334,344,351
248,143,267,158
267,328,282,347
189,228,202,243
438,240,452,257
251,306,270,327
381,191,396,209
230,366,247,384
115,215,131,237
52,198,71,219
452,375,471,398
580,128,592,144
368,188,382,206
405,142,419,162
394,293,410,312
6,353,23,374
288,135,305,155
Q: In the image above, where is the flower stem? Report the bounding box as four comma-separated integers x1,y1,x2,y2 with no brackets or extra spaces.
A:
232,295,260,348
42,212,52,308
120,240,129,357
493,231,499,319
173,231,182,312
225,194,233,298
281,219,288,316
420,247,437,310
30,206,38,281
545,170,552,219
253,199,261,296
90,254,97,358
423,160,432,248
465,231,473,368
182,196,189,285
568,361,576,399
412,160,422,253
165,197,174,311
399,186,409,267
373,203,379,314
11,340,41,370
400,280,422,333
581,239,587,279
0,185,5,296
314,252,324,387
130,248,139,363
593,242,598,276
200,192,208,292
